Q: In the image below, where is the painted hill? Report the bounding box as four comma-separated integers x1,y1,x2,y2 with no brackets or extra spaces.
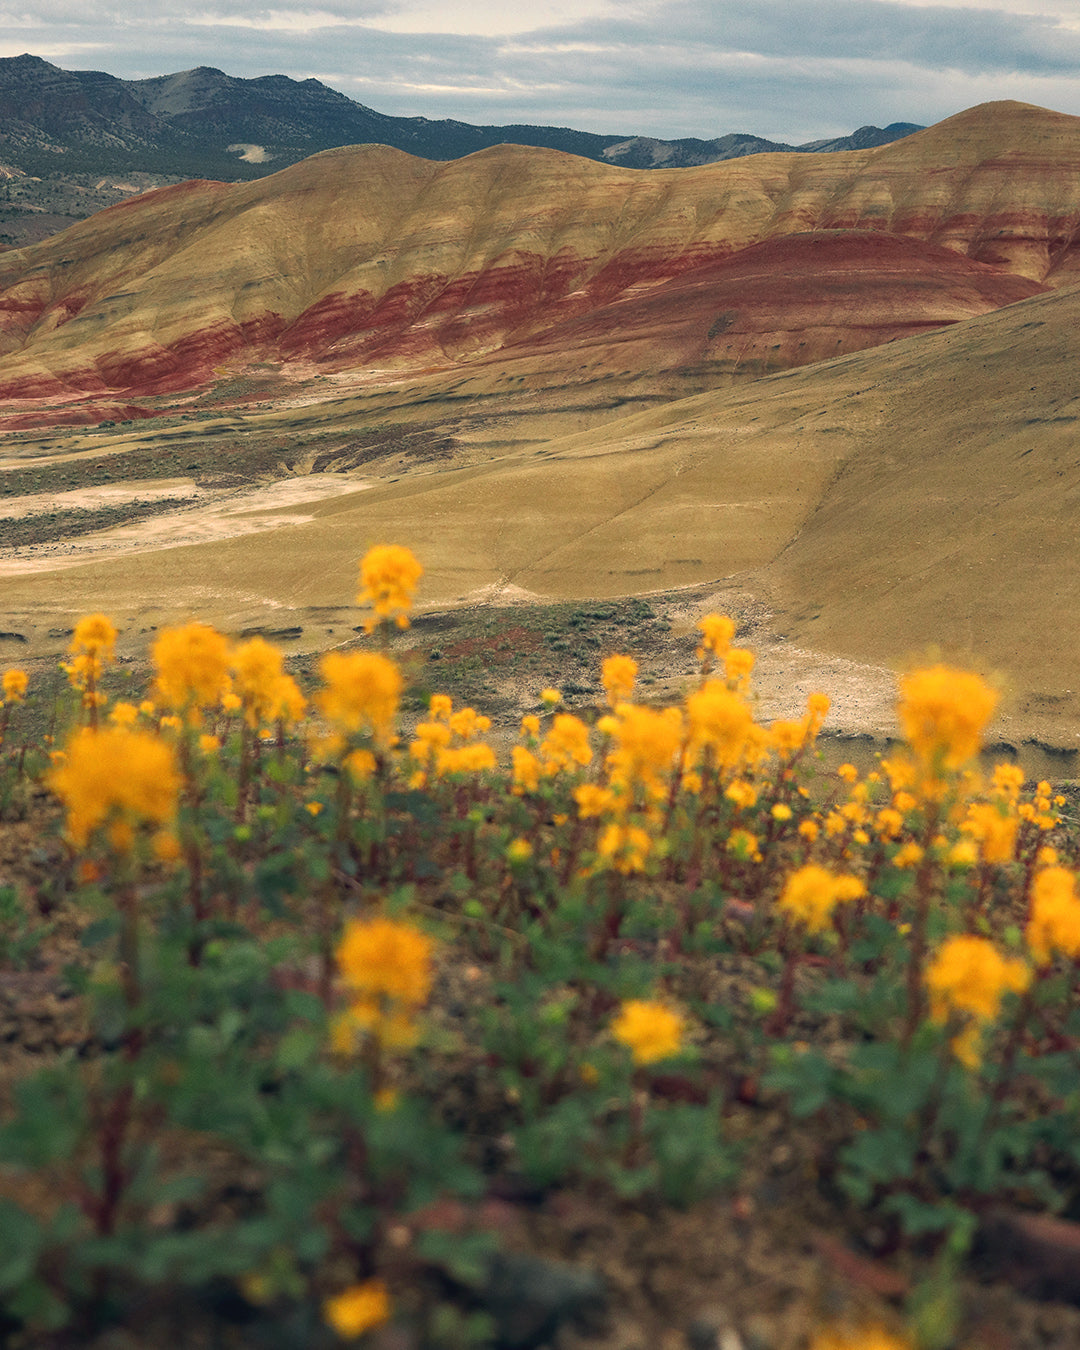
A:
0,100,1074,421
3,272,1079,745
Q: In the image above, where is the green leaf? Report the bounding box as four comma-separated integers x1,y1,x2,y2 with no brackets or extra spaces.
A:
276,1026,322,1072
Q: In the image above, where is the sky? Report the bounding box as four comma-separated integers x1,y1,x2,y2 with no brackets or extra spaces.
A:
4,0,1080,141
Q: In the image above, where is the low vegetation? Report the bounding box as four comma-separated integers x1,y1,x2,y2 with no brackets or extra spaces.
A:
1,547,1079,1349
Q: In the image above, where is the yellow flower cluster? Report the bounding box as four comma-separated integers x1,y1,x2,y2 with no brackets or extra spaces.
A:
1027,866,1080,967
810,1326,911,1350
611,999,685,1064
334,915,435,1051
696,612,735,667
597,820,654,874
317,651,402,748
2,668,28,704
686,681,753,770
153,622,232,712
777,864,865,933
323,1278,391,1339
231,636,306,728
356,544,423,633
62,612,117,709
49,725,179,852
409,695,496,783
603,702,683,808
601,653,637,708
925,934,1029,1025
898,664,997,771
961,801,1018,864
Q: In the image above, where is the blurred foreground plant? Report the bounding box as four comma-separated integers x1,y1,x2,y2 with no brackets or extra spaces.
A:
2,548,1080,1349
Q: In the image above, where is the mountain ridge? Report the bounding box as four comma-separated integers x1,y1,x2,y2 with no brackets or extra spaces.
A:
0,54,922,244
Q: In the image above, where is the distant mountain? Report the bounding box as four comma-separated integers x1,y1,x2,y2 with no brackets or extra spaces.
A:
597,124,923,169
0,55,922,244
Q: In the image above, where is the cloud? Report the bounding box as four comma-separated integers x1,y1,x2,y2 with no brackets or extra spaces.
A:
5,0,1080,140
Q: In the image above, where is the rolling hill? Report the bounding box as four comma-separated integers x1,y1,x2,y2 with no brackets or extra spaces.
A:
0,99,1073,421
2,98,1080,752
0,54,920,245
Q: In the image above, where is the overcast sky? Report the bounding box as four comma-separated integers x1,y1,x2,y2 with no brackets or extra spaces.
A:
4,0,1080,141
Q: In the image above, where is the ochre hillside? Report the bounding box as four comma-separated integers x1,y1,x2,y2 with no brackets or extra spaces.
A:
5,276,1080,747
0,100,1077,413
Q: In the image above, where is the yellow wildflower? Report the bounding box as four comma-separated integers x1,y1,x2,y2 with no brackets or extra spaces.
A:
153,622,231,711
336,916,434,1051
448,707,491,739
778,864,865,933
607,704,683,803
926,934,1029,1024
232,637,306,728
893,841,924,868
338,916,433,1007
108,701,138,726
540,714,593,774
429,693,453,721
804,692,830,736
540,687,561,707
1027,866,1080,967
991,763,1024,800
63,613,118,706
317,651,402,746
962,802,1018,864
602,653,638,707
770,719,807,756
948,838,979,868
771,803,793,822
70,613,116,659
612,999,685,1065
725,647,755,684
696,613,735,662
411,719,452,761
50,726,179,850
2,669,28,704
875,807,904,839
837,763,858,783
725,779,758,810
357,543,422,632
686,680,752,770
898,664,997,770
436,742,497,776
345,749,377,781
810,1324,911,1350
323,1279,392,1340
597,821,653,874
506,838,533,863
520,713,540,739
573,783,617,818
512,745,543,794
727,828,760,861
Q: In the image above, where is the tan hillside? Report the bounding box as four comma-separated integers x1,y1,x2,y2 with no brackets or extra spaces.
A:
0,100,1078,418
4,276,1080,742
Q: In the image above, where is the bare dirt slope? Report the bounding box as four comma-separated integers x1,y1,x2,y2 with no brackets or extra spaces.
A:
2,277,1080,759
